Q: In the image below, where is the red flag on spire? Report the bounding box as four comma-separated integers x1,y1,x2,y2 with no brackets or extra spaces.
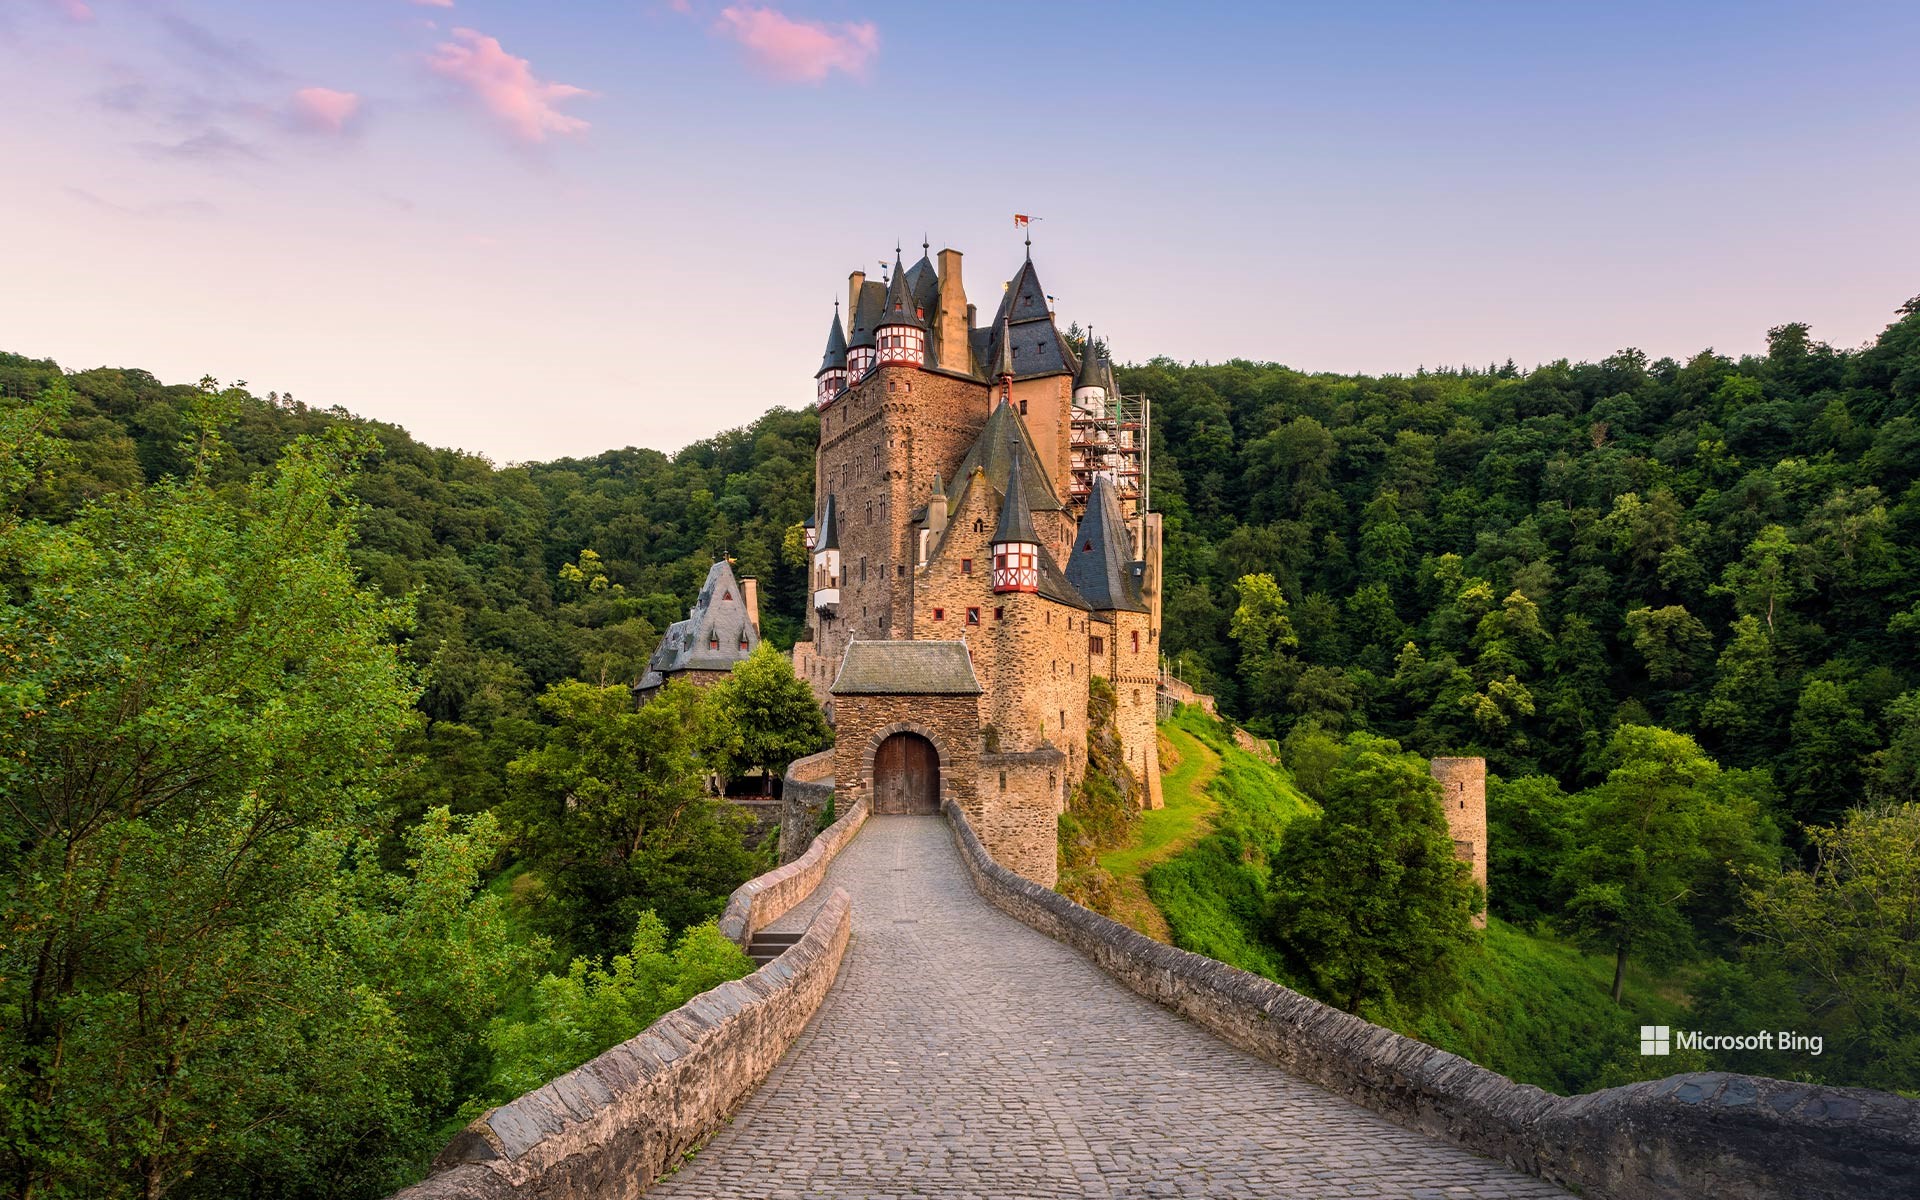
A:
1013,214,1031,228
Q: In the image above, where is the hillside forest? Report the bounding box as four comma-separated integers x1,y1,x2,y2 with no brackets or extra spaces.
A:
5,291,1920,1194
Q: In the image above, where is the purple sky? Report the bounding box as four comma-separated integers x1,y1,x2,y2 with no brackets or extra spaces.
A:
3,0,1916,462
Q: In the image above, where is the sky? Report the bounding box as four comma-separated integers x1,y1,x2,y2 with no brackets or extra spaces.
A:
2,1,1916,463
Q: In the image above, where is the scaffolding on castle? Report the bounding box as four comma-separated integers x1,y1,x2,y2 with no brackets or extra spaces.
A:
1069,389,1149,510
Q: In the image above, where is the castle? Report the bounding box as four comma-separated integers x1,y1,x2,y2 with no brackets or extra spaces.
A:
790,242,1165,883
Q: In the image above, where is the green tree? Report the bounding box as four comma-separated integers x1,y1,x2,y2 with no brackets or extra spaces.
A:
1555,726,1778,1003
1786,678,1878,829
1733,804,1920,1092
704,643,832,788
0,411,420,1198
1699,615,1785,766
1486,774,1573,926
1267,733,1480,1016
508,679,762,958
480,913,751,1105
1229,573,1301,722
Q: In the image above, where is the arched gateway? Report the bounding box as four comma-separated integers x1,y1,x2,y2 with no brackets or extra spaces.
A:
872,731,940,814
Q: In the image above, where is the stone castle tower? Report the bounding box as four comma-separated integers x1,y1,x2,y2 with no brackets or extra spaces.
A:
1429,756,1488,929
792,243,1165,883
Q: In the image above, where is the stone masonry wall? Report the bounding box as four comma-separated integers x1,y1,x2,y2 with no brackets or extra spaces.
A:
391,889,853,1200
941,799,1920,1200
776,747,835,863
718,790,864,947
976,748,1067,887
830,692,981,815
1430,756,1488,929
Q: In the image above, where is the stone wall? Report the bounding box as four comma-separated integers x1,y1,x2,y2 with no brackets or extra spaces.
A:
776,747,835,863
975,748,1067,886
717,792,866,948
1430,756,1488,929
941,799,1920,1200
391,889,853,1200
830,692,981,816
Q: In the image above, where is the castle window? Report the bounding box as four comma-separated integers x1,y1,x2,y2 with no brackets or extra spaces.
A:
1132,631,1141,653
994,606,1004,620
961,558,972,575
898,564,905,577
722,590,732,601
999,771,1007,791
861,558,868,583
933,607,945,620
1060,710,1066,728
973,518,984,533
1020,399,1028,415
708,635,719,650
1090,636,1104,654
966,607,979,625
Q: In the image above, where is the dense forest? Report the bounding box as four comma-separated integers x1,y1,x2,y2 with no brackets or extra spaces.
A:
0,357,828,1199
5,290,1919,1193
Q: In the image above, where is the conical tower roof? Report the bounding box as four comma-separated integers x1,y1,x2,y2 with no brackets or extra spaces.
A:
1074,327,1104,391
877,250,924,329
993,447,1042,545
992,317,1015,378
1066,475,1145,612
817,305,848,376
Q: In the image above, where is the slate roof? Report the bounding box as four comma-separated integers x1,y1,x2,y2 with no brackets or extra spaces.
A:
847,279,885,349
818,492,840,551
830,640,983,695
1066,475,1146,612
878,253,924,329
818,307,848,376
994,448,1042,545
942,465,1090,612
1074,330,1105,391
907,251,940,316
636,559,758,690
949,399,1065,514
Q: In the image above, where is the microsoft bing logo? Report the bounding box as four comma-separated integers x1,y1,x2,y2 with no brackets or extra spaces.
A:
1640,1025,1671,1056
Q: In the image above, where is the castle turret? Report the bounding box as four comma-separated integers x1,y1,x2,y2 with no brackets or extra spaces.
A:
1073,325,1107,416
875,249,927,367
991,449,1041,594
816,303,849,406
812,493,841,613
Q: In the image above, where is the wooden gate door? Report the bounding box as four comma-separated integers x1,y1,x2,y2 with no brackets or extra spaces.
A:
874,732,939,814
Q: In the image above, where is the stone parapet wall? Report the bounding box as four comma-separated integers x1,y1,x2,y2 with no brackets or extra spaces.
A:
941,800,1920,1200
776,748,836,863
391,889,853,1200
718,793,866,947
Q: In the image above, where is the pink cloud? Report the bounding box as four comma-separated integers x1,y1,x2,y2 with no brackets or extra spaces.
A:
290,87,361,134
426,27,590,142
48,0,94,21
713,6,877,83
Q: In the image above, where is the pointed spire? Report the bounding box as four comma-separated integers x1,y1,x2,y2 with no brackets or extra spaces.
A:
1075,325,1104,392
930,470,945,501
993,449,1041,546
993,316,1015,381
817,302,848,376
878,247,922,328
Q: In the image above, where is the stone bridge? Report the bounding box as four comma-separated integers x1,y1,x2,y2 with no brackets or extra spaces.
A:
401,807,1918,1200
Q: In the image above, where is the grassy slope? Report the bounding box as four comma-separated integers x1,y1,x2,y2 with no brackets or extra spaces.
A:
1098,723,1221,880
1137,705,1698,1095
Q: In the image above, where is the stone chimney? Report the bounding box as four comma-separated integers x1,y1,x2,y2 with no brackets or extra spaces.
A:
1429,756,1488,928
936,248,969,373
847,270,866,328
741,577,760,637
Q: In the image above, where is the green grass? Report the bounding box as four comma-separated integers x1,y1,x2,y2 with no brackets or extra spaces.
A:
1097,721,1220,879
1139,705,1702,1095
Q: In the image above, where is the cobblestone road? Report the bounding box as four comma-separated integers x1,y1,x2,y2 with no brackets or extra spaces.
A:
650,815,1566,1199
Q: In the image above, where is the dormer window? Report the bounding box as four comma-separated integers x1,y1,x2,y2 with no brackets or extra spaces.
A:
708,635,719,651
